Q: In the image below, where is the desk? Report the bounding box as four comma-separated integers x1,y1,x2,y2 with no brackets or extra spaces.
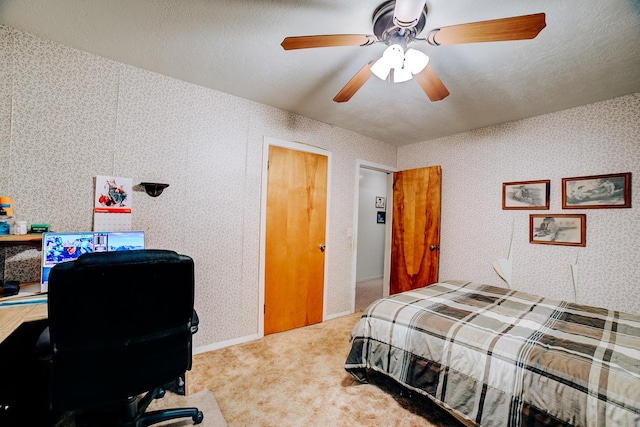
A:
0,303,48,343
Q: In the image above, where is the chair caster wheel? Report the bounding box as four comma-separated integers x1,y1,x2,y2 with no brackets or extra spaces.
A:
193,410,204,424
156,388,166,399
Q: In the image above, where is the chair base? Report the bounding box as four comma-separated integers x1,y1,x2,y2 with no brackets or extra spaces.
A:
73,387,203,427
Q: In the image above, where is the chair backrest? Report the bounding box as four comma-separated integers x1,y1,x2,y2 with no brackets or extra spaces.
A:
46,249,195,411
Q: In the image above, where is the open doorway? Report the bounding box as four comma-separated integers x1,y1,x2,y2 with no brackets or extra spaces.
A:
352,162,442,312
354,163,394,311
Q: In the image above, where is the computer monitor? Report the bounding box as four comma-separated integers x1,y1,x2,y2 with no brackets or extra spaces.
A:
40,230,145,292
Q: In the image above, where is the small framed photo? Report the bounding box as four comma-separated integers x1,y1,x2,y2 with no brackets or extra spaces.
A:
562,173,631,209
375,196,386,209
377,211,386,224
530,214,586,246
502,180,550,210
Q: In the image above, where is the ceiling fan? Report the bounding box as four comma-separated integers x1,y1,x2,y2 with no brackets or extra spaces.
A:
280,0,546,103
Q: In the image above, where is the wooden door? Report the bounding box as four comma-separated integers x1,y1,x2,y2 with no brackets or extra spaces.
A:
390,166,441,295
264,145,328,335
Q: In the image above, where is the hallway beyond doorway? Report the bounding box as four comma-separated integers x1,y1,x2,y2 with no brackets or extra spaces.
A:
355,277,383,311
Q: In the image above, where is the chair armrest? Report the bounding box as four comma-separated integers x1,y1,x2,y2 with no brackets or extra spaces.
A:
35,327,53,363
190,310,199,334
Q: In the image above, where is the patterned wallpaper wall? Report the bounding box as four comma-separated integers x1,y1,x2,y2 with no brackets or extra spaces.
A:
3,24,638,351
398,93,640,315
0,26,397,349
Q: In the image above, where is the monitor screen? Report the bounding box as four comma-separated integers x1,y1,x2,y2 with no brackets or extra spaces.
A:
40,230,145,292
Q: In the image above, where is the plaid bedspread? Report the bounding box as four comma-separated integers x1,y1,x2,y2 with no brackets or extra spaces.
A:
345,280,640,426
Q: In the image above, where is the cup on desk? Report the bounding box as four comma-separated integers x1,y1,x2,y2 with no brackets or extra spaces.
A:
13,220,27,235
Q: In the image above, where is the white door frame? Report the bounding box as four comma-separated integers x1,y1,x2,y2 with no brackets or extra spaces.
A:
351,160,397,312
259,136,332,337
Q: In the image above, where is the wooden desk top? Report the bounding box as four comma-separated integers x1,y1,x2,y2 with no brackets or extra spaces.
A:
0,233,43,248
0,303,48,343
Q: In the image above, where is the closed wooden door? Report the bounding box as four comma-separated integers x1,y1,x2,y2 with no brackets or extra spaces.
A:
390,165,441,295
264,145,328,335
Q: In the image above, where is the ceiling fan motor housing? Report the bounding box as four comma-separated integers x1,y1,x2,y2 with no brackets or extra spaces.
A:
393,0,428,28
373,0,427,46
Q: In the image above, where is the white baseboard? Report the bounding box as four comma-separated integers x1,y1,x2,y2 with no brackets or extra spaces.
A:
194,333,260,354
356,275,383,283
194,311,356,354
325,310,352,320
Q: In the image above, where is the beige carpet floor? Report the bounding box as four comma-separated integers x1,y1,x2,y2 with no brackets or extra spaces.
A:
189,312,464,426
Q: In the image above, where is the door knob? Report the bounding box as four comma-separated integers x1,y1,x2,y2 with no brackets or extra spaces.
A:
318,244,326,252
430,245,439,251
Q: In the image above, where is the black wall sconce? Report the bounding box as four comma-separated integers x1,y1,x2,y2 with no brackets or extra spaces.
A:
139,182,169,197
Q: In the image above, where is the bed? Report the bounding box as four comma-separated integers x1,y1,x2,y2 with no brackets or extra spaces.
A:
345,280,640,426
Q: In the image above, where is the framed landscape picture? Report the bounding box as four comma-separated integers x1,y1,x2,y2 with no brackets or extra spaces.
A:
502,180,550,210
562,173,631,209
530,214,586,246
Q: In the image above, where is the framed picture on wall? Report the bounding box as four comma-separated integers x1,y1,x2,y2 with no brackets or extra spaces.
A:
377,211,386,224
502,180,550,210
562,172,631,209
375,196,386,209
529,214,586,246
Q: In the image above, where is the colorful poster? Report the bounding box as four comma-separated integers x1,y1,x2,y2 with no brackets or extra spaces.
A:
93,176,132,231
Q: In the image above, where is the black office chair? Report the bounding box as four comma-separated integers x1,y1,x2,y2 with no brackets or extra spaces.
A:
37,249,203,427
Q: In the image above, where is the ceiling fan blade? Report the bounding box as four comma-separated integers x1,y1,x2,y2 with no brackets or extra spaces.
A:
333,62,374,103
281,34,375,50
426,13,546,46
413,65,449,102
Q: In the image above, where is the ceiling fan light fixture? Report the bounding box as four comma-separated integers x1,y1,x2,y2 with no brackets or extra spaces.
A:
371,44,404,80
372,45,429,83
404,48,429,74
370,57,391,80
393,0,427,28
393,67,413,83
385,44,405,68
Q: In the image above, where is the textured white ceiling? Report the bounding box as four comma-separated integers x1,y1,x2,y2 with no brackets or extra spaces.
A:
0,0,639,147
